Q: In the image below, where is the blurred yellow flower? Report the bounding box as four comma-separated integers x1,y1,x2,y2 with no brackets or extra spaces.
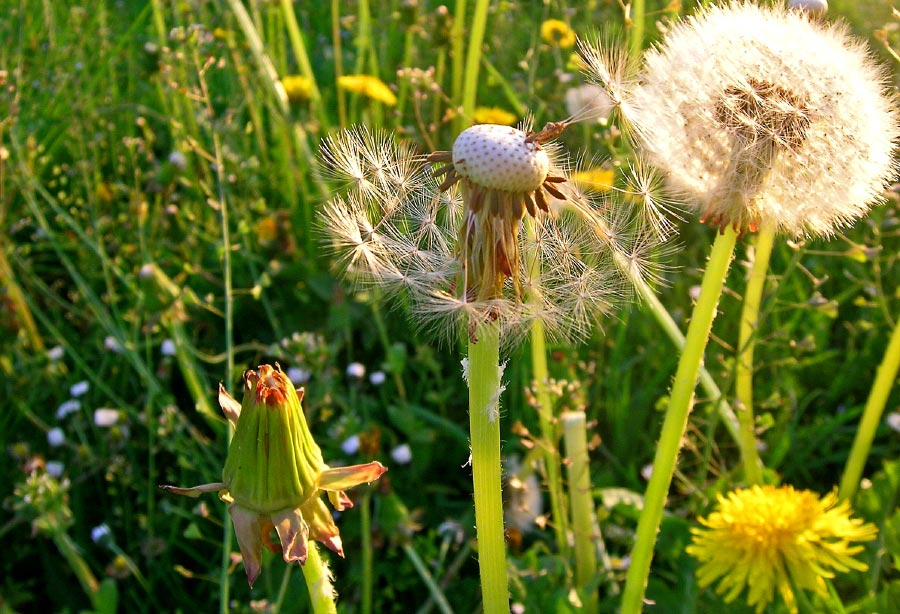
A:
338,75,397,106
281,75,313,104
687,485,877,613
571,168,615,192
541,19,576,49
254,216,279,243
471,106,517,126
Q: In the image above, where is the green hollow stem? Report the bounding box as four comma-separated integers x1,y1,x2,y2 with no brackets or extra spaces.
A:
620,228,738,614
300,543,338,614
735,224,775,485
627,0,646,63
562,411,600,614
839,313,900,500
458,0,490,132
467,322,510,614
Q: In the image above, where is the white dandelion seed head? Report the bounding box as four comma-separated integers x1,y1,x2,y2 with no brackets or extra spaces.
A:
451,124,550,193
588,2,899,237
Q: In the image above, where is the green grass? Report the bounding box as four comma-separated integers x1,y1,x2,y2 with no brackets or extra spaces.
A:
2,1,899,612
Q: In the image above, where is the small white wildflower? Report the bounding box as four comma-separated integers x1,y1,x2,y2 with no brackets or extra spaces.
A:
287,366,310,385
138,263,156,279
91,523,112,544
56,399,81,420
369,370,386,386
47,428,65,447
70,381,89,397
346,362,366,379
161,339,177,356
582,2,899,236
45,461,65,478
886,411,900,433
641,463,653,481
94,408,120,427
341,434,361,456
47,345,64,361
390,443,413,465
104,336,122,353
168,150,188,170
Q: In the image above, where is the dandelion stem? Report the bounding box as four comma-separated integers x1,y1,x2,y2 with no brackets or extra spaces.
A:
526,218,570,561
529,318,570,560
735,224,775,485
562,410,602,613
459,0,490,131
467,321,510,614
621,227,738,614
300,543,338,614
838,313,900,500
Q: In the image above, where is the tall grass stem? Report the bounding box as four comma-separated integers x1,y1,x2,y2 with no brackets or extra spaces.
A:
838,315,900,500
735,224,775,485
458,0,490,132
620,227,738,613
562,411,600,613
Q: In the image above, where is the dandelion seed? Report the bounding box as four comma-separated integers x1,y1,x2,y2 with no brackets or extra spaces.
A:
582,2,900,236
687,485,877,613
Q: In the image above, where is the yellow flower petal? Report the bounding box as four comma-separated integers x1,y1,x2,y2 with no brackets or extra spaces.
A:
471,106,517,126
338,75,397,106
540,19,576,49
572,168,615,192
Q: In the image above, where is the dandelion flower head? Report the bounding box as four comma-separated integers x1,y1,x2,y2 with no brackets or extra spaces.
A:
687,485,878,613
319,123,669,345
540,19,576,49
581,2,899,236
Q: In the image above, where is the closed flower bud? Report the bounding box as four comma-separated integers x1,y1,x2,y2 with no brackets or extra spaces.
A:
160,364,386,587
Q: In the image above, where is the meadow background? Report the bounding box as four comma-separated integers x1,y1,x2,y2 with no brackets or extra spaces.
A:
1,0,899,612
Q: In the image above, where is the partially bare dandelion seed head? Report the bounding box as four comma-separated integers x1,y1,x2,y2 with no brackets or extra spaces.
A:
319,123,667,346
581,2,900,237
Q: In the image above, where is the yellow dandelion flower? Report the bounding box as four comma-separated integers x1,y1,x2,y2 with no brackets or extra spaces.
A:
541,19,576,49
280,75,313,104
471,106,517,126
338,75,397,106
687,485,878,613
571,168,615,193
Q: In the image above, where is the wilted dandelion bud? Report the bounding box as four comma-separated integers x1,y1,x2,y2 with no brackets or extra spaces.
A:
160,365,387,587
581,2,899,236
